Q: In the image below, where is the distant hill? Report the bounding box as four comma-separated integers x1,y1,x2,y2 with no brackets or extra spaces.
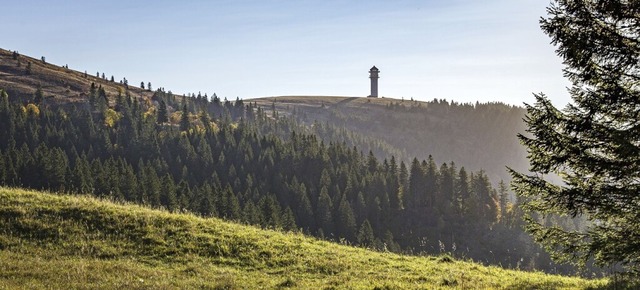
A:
0,48,528,185
251,96,529,185
0,48,153,106
0,187,605,289
0,47,616,281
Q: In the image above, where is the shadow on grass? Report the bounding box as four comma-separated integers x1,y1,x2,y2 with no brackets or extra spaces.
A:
504,278,640,290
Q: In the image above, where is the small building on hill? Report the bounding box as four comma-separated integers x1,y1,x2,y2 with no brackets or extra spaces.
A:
368,66,379,98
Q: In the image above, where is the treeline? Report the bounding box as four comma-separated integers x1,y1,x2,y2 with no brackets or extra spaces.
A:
285,97,529,185
0,87,580,275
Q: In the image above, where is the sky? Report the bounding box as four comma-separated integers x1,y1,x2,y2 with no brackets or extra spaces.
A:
4,0,572,106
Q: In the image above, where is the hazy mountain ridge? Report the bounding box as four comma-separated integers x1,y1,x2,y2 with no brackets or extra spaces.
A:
1,47,528,186
0,48,591,278
252,96,529,185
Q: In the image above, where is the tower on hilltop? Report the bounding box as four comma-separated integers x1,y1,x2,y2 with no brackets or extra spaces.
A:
368,66,379,98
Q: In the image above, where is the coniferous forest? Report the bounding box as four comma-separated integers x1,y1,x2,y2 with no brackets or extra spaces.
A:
0,83,594,276
2,0,640,286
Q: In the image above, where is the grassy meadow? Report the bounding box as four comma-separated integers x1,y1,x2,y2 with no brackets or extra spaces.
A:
0,187,609,289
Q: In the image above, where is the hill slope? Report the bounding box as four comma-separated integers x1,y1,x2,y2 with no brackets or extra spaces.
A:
1,47,527,185
0,48,153,105
251,96,528,185
0,187,605,289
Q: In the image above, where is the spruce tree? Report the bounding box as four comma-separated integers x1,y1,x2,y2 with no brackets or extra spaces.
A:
180,96,190,131
406,158,424,208
157,100,168,125
336,195,357,241
160,173,177,211
357,219,375,247
242,200,262,225
316,186,334,237
34,85,43,104
293,183,314,230
510,0,640,271
281,207,297,231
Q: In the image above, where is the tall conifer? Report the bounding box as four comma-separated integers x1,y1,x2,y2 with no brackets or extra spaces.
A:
511,0,640,271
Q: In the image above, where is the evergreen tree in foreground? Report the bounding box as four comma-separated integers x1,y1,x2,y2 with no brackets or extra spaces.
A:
510,0,640,272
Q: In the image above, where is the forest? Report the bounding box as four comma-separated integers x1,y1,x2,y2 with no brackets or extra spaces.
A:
255,95,529,186
0,84,594,276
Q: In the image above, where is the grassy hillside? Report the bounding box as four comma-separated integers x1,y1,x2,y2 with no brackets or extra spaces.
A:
0,48,152,105
0,187,606,289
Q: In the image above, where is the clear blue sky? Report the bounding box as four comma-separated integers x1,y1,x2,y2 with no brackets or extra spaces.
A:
4,0,571,106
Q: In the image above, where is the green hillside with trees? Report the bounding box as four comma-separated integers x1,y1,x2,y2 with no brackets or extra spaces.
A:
251,95,528,186
0,187,606,289
0,0,638,286
0,83,585,275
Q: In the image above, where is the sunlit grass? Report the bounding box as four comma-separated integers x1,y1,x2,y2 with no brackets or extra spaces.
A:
0,187,610,289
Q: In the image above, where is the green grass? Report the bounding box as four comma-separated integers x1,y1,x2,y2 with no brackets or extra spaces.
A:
0,187,609,289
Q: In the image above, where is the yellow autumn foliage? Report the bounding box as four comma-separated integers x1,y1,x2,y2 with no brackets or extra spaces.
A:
104,108,121,128
24,103,40,116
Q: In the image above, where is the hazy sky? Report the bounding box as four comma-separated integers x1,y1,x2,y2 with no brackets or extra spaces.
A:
4,0,571,106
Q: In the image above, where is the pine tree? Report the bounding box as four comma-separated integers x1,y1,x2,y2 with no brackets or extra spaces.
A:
336,195,356,241
406,158,424,208
225,186,242,221
199,110,211,129
357,219,375,247
455,167,470,217
180,96,190,131
316,186,334,237
157,100,168,125
34,85,43,104
510,0,640,271
160,173,177,211
197,184,217,217
398,161,408,209
120,161,138,201
260,194,281,228
293,182,314,230
242,200,262,225
424,155,438,208
91,159,108,197
145,165,162,207
47,148,68,192
497,180,509,223
281,207,297,231
387,156,402,210
71,154,93,194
